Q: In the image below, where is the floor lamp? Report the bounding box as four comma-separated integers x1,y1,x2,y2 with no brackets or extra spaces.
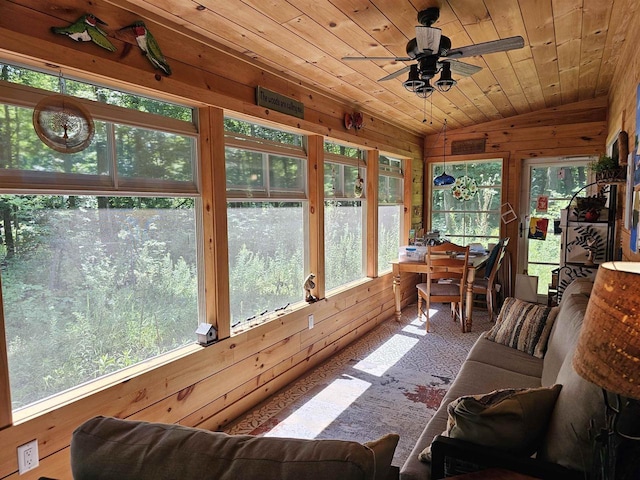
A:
573,262,640,480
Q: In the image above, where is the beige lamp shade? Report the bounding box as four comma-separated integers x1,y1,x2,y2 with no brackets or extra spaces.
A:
573,262,640,399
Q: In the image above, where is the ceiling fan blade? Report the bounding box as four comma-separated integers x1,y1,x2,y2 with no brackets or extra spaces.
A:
342,56,413,62
442,59,483,77
445,36,524,59
378,65,411,82
415,26,441,54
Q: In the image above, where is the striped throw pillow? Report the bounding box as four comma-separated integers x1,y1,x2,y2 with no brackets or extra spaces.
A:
484,297,559,358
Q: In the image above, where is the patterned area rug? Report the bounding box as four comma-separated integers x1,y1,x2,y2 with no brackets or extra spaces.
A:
224,302,493,467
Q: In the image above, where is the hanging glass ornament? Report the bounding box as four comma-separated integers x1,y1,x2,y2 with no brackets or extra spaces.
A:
354,176,364,197
354,153,364,198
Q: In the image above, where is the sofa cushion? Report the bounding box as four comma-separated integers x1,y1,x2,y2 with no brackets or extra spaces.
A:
71,416,395,480
465,337,544,378
538,342,604,473
484,297,558,358
541,278,592,387
448,385,561,453
365,433,401,480
417,384,561,462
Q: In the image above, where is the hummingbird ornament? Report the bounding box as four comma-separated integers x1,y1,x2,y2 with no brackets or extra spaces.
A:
51,14,117,52
123,21,172,76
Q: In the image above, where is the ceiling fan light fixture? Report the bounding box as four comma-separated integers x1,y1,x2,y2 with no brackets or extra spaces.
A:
403,64,424,93
435,63,457,92
415,79,435,98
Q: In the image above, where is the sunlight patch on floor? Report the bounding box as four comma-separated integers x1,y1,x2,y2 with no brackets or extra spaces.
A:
353,333,419,377
264,374,370,439
402,307,442,336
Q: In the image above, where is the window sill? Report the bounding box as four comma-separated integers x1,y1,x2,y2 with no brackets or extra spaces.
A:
12,343,202,425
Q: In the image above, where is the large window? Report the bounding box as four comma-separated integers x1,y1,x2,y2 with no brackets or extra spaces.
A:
0,64,200,411
378,155,404,272
431,160,502,245
324,141,366,291
225,118,307,328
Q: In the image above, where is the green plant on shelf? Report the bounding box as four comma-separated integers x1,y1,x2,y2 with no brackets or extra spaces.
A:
588,154,618,174
589,154,626,183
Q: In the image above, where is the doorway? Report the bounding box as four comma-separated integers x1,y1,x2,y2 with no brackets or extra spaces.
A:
518,157,591,302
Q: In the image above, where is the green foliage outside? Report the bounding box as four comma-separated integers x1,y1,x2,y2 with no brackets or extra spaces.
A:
227,202,304,325
379,205,402,272
325,200,365,292
2,195,198,410
1,63,193,121
431,160,502,245
526,164,588,293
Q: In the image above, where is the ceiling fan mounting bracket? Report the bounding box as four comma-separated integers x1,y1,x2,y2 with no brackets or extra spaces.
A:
417,7,440,27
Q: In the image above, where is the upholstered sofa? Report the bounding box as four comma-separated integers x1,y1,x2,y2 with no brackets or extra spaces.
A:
400,278,603,480
69,415,400,480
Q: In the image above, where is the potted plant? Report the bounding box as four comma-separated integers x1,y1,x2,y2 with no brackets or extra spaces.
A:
589,154,626,183
573,193,607,221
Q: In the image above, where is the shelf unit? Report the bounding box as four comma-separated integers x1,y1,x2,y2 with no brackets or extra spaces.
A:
554,183,618,304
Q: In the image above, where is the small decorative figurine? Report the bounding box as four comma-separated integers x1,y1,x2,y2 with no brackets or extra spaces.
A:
122,21,172,76
303,273,318,303
354,176,364,197
585,237,596,266
51,14,117,52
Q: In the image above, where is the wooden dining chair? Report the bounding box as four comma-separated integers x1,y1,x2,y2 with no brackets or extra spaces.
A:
416,241,470,332
471,237,510,321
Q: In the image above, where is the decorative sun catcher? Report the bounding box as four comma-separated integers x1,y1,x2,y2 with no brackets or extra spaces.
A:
33,94,95,154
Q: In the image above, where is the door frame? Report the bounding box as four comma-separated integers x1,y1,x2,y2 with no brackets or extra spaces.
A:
517,156,593,300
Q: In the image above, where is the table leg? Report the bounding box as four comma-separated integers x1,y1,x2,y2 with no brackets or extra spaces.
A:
393,271,402,322
465,269,475,332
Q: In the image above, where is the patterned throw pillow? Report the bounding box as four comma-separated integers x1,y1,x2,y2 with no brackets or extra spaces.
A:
484,297,559,358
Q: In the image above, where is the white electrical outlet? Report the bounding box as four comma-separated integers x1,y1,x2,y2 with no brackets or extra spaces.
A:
308,314,314,329
17,439,38,474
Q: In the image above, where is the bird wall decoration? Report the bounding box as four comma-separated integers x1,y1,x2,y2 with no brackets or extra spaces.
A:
121,21,172,76
51,14,117,52
344,112,364,130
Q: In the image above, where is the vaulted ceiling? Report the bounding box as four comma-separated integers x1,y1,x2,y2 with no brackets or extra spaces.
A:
122,0,635,137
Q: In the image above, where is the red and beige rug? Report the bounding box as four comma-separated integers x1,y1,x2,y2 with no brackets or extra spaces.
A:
224,303,493,466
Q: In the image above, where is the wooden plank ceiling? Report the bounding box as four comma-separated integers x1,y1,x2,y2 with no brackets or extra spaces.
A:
117,0,635,136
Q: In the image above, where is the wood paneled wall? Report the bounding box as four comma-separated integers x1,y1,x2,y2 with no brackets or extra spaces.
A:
423,97,609,275
606,4,640,261
0,1,424,479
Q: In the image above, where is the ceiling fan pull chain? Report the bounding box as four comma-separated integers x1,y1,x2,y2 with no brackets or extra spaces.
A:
430,93,434,125
422,92,427,123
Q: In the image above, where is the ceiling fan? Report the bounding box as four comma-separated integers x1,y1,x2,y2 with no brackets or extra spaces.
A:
342,7,524,97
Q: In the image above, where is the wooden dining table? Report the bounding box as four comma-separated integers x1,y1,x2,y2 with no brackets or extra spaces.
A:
390,252,489,332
